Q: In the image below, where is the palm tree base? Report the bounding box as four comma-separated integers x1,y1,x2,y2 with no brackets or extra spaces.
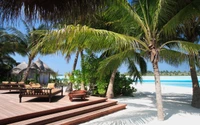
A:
191,88,200,108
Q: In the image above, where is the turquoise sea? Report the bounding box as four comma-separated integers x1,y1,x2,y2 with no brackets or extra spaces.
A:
140,76,200,88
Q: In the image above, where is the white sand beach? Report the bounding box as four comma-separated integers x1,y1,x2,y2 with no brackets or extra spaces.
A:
81,84,200,125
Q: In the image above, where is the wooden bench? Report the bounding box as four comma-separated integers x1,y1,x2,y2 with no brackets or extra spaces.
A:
0,82,25,91
68,90,87,101
19,86,63,103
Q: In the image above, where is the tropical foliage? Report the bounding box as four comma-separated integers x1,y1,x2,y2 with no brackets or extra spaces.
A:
0,28,22,81
8,21,50,82
0,0,112,25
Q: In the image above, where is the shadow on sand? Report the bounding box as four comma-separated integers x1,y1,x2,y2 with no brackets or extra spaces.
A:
81,92,199,125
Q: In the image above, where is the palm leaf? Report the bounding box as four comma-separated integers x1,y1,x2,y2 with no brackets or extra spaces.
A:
159,48,188,66
0,0,112,24
97,49,145,78
162,0,200,37
35,25,149,54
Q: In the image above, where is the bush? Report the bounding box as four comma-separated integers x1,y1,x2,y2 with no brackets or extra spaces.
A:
113,73,136,97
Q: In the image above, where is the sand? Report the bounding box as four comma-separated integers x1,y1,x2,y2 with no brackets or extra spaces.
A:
81,84,200,125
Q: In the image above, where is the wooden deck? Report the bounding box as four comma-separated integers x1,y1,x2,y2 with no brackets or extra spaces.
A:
0,90,126,124
0,90,104,120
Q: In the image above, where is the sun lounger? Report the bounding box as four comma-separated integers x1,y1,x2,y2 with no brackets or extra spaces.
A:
0,81,25,91
19,83,63,103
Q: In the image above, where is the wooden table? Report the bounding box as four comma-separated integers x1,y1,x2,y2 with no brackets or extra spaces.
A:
69,93,86,101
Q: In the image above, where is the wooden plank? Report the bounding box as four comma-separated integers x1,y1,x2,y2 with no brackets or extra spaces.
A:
0,90,107,124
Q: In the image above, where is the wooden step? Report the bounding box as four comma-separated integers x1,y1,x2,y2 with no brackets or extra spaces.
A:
9,100,118,125
1,98,107,125
48,104,127,125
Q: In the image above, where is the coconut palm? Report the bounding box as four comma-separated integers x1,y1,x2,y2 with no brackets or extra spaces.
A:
99,51,147,99
175,18,200,107
0,28,20,80
100,0,200,120
33,0,200,121
9,21,50,82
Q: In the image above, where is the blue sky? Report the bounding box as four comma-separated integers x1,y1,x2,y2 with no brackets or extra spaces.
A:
12,53,190,75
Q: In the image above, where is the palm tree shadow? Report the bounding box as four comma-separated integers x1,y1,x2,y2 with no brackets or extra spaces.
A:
1,91,19,94
26,95,65,103
110,92,197,123
162,93,196,120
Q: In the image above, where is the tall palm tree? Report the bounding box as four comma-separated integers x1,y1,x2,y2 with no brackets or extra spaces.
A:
176,18,200,107
34,0,200,121
99,51,147,99
9,21,50,82
0,28,20,80
99,0,200,120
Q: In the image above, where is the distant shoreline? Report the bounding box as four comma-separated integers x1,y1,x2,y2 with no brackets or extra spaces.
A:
133,76,198,88
142,75,200,80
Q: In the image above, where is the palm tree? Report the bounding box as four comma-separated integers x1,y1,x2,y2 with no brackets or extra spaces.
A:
34,0,200,121
9,21,50,82
0,28,20,80
101,52,147,99
100,0,200,120
176,18,200,107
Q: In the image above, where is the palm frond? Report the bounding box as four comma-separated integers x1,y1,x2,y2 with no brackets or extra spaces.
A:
162,0,200,37
97,49,145,77
173,40,200,55
0,0,112,24
159,48,188,66
34,24,149,55
127,59,142,83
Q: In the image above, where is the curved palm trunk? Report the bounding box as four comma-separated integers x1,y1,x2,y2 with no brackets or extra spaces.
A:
21,58,32,82
80,50,85,90
73,51,79,71
70,51,79,91
106,68,117,99
189,57,200,108
150,48,164,121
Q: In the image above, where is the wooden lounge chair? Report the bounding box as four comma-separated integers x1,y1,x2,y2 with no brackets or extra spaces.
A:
0,81,25,91
68,90,87,101
19,83,63,103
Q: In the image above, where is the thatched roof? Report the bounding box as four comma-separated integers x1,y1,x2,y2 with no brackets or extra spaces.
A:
12,62,27,75
11,62,40,75
34,59,55,73
11,59,55,75
0,0,110,24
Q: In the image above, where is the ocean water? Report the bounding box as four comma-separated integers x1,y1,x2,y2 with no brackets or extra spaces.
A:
139,76,200,88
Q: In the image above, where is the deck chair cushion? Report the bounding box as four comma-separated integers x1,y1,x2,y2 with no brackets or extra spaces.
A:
47,83,55,89
30,83,41,88
2,81,9,84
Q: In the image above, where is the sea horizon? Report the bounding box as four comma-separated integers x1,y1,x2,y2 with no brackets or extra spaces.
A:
138,76,200,88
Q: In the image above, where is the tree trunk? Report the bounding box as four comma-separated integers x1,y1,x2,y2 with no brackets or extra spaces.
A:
152,59,164,121
21,58,32,82
70,51,79,91
73,51,79,71
106,68,117,99
80,50,85,90
189,58,200,108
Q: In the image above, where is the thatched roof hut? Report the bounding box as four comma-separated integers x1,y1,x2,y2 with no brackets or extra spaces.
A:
12,59,55,84
12,62,40,75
